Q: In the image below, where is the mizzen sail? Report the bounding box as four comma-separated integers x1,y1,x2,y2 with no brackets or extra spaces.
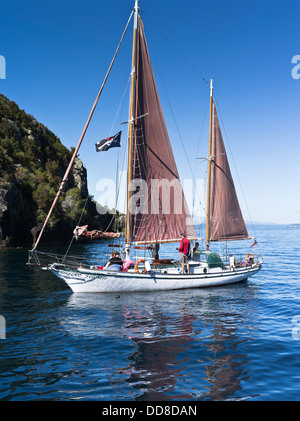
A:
129,17,196,244
209,101,248,242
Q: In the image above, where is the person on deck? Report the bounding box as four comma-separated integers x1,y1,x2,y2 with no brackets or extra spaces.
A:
178,233,190,274
192,242,202,262
150,243,160,260
103,251,123,271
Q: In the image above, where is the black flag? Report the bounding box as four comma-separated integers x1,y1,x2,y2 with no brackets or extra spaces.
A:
95,131,121,152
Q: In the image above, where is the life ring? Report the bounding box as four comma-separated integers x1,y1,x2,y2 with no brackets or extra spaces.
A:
245,253,254,262
135,259,147,273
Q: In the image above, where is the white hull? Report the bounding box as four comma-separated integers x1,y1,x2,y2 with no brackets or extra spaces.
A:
50,262,262,293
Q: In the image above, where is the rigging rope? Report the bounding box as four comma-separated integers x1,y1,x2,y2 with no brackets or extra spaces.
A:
141,9,212,237
64,74,131,260
193,97,209,237
146,37,207,237
33,9,134,251
213,95,262,256
143,12,210,88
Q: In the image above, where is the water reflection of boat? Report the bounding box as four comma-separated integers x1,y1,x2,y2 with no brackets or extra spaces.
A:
62,286,259,399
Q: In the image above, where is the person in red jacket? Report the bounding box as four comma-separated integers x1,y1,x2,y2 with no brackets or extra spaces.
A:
178,233,190,274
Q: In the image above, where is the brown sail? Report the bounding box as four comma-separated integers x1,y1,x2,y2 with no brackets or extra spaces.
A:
129,17,196,244
209,101,249,242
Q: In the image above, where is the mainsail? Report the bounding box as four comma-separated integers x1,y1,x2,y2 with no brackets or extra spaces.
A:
128,17,197,244
209,101,248,242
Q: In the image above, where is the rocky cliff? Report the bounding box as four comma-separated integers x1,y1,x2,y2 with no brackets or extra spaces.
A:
0,94,107,247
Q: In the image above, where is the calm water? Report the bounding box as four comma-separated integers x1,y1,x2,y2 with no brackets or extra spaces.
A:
1,225,300,401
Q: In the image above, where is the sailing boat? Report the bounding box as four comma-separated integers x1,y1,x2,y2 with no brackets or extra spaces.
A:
28,1,262,292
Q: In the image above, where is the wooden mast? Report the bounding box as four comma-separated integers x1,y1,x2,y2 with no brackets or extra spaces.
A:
125,0,139,259
206,79,213,251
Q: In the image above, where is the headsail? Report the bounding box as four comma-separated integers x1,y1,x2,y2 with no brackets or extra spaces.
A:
128,17,197,244
209,101,249,242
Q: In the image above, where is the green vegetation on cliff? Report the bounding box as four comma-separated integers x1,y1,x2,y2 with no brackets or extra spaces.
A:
0,94,115,247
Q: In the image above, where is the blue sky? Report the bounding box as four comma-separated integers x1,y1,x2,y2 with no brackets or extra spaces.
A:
1,0,299,224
